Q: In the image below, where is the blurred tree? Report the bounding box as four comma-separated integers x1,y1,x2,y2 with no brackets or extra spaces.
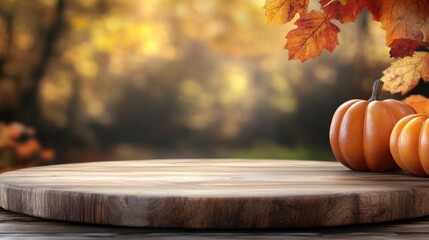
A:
0,0,396,165
20,0,64,124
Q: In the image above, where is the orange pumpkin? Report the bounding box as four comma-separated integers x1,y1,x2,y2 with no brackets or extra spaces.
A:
390,114,429,176
329,80,415,172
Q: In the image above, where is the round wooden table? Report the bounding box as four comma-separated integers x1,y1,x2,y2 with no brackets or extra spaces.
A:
0,159,428,229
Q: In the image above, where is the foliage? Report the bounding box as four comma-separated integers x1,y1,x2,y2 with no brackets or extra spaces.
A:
381,52,429,95
0,122,54,172
216,142,335,161
403,95,429,114
264,0,429,95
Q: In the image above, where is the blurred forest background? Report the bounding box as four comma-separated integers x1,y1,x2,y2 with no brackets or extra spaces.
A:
0,0,423,171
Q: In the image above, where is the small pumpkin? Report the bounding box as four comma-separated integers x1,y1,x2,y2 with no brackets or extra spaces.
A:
329,80,415,172
390,114,429,176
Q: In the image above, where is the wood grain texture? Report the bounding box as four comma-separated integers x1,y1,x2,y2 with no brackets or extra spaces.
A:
4,207,429,240
0,159,429,229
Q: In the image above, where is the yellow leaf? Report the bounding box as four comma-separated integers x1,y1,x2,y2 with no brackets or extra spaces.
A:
381,52,429,95
264,0,309,24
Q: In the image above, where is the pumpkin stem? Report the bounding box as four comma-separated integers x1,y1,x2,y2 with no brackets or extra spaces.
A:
369,79,384,101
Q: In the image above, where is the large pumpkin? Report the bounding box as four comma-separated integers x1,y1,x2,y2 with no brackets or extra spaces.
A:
390,114,429,176
329,80,415,172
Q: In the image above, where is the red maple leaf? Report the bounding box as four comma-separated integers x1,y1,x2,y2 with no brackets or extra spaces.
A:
389,38,429,58
365,0,382,21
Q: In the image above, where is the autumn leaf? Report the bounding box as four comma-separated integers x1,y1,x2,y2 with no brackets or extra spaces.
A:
265,0,429,94
389,38,429,58
381,52,429,95
365,0,382,21
285,10,340,62
40,149,55,162
264,0,309,24
378,0,429,45
425,16,429,39
339,0,348,5
403,95,429,114
15,139,40,158
321,0,429,44
0,122,55,172
6,122,25,140
320,0,366,23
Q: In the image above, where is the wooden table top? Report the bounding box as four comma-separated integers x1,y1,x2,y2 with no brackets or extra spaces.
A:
2,159,429,229
2,207,429,239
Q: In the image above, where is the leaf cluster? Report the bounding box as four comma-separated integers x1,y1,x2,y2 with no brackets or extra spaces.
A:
265,0,429,94
0,122,54,172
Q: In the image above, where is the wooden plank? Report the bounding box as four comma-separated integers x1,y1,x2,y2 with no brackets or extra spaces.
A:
1,159,429,229
2,207,429,239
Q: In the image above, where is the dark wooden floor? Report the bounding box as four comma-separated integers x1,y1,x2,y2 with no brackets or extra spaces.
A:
3,208,429,239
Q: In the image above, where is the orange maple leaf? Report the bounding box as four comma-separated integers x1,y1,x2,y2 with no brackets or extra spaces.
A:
403,95,429,114
381,52,429,95
389,39,429,58
320,0,366,23
264,0,309,24
378,0,429,45
285,10,340,62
